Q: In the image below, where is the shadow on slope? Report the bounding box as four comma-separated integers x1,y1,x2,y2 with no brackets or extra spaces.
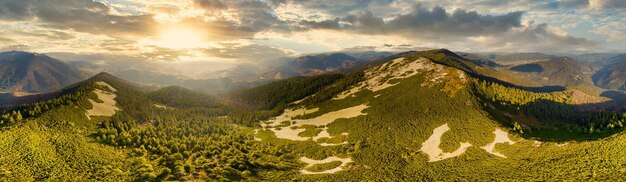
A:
477,90,626,142
601,90,626,103
510,64,543,73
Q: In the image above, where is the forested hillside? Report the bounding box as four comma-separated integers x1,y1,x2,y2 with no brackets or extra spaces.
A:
148,86,222,108
229,74,343,110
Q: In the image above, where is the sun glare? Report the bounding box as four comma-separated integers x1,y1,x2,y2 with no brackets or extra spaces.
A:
155,27,205,49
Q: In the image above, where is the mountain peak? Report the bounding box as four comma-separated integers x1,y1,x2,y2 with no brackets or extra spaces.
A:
89,72,127,84
0,51,84,93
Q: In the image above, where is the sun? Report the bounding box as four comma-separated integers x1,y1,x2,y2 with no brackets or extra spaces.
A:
155,27,205,49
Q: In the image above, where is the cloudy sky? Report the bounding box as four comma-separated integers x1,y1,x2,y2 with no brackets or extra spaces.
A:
0,0,625,69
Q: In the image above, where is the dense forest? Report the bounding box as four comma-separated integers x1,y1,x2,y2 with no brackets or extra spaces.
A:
0,74,301,181
229,74,343,110
148,86,222,108
95,113,298,181
473,79,626,140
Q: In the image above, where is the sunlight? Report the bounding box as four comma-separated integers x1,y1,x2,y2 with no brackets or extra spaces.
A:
155,27,205,49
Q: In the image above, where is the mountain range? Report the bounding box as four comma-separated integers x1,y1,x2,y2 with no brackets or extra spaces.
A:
0,51,84,93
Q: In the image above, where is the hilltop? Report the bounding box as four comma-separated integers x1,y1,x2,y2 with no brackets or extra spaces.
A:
506,57,593,87
0,51,84,93
593,54,626,91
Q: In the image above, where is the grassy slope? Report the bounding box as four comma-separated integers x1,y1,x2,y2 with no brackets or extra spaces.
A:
0,107,135,181
0,74,151,181
255,53,626,180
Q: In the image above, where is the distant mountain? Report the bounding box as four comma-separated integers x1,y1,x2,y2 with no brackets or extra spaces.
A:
476,52,560,65
0,51,84,93
345,51,394,61
285,53,358,76
574,53,622,63
506,57,592,87
458,52,501,67
59,51,391,94
593,54,626,90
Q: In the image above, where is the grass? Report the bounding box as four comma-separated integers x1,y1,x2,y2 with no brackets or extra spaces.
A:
326,135,346,144
305,161,342,172
298,125,322,137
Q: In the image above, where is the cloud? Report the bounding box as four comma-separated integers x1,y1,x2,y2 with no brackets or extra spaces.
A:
302,5,524,38
279,0,398,16
0,44,29,52
0,0,619,61
589,0,626,10
553,0,589,9
470,21,599,52
191,0,291,40
0,0,158,36
195,0,227,11
0,36,13,43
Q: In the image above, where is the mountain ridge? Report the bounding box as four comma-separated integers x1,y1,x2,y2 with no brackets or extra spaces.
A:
0,51,84,93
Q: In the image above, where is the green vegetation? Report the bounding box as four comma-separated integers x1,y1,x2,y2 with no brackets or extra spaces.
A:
148,86,222,108
298,125,323,137
96,113,298,181
0,81,103,127
298,71,365,106
473,80,626,141
230,74,342,110
0,74,300,181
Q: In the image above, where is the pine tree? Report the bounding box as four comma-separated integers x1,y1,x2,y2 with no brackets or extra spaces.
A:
16,111,23,121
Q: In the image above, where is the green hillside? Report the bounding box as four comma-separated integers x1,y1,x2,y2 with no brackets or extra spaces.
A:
229,74,343,110
252,50,626,180
148,86,222,108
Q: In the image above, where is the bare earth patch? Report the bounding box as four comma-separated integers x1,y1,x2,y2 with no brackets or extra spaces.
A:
555,142,569,147
299,156,353,174
335,58,435,99
259,104,368,145
420,123,472,162
253,129,262,141
85,82,120,120
154,104,170,109
335,57,466,99
481,128,516,158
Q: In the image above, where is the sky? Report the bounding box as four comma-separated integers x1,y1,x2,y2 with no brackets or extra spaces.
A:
0,0,625,73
